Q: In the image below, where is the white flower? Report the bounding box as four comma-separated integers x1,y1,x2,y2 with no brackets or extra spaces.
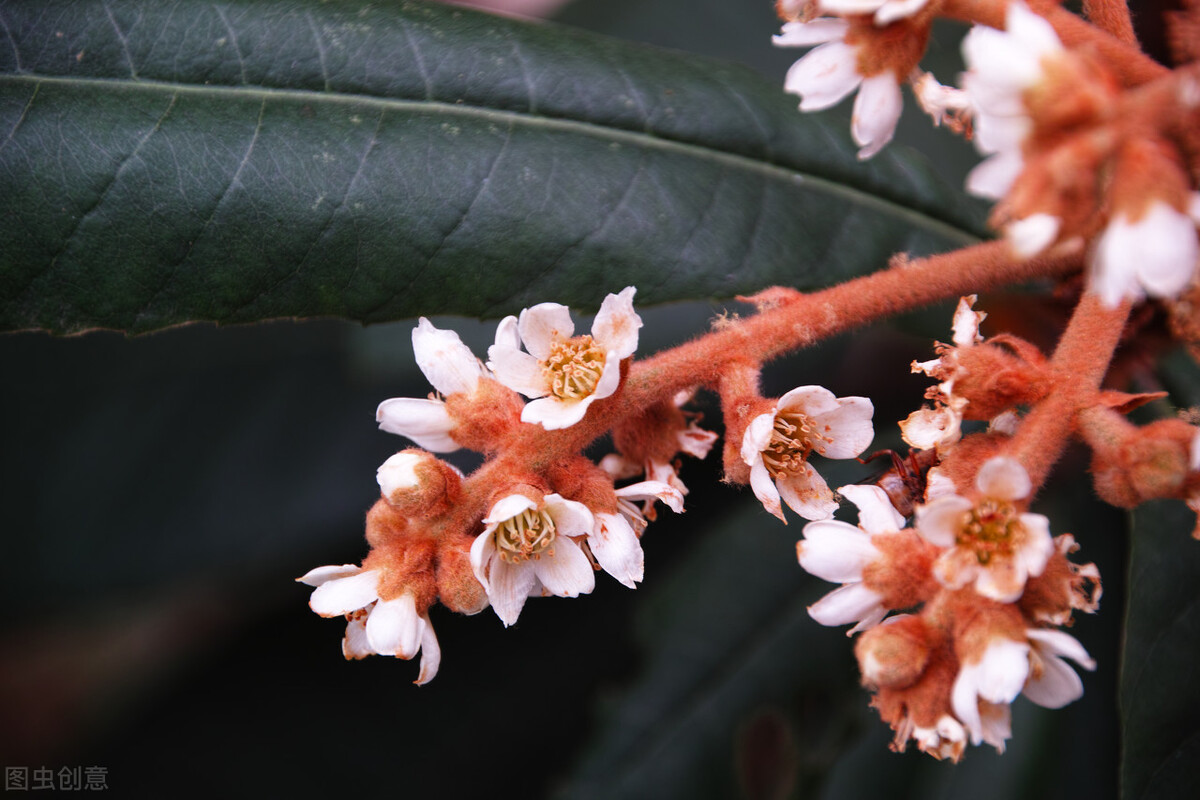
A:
1089,199,1200,307
376,451,423,498
741,385,874,522
911,715,968,761
590,480,684,589
798,484,903,633
773,19,903,160
470,493,596,626
912,71,971,127
297,565,441,684
951,636,1030,749
1022,628,1095,708
961,1,1063,199
916,456,1054,602
900,296,984,450
487,288,641,430
818,0,930,26
376,318,486,452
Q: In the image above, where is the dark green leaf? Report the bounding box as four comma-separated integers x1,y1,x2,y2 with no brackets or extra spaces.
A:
1120,500,1200,800
0,0,983,334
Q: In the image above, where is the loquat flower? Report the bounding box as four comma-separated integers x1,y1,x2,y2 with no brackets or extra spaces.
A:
950,634,1029,750
916,456,1054,603
589,480,684,589
487,288,641,430
376,318,486,452
1022,628,1096,709
742,385,874,521
470,492,596,626
298,565,441,684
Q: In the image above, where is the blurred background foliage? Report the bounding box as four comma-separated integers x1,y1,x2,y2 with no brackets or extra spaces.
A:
0,0,1190,797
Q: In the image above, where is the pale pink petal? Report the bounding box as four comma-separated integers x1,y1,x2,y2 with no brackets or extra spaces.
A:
965,150,1023,200
412,318,482,396
772,18,849,48
591,513,645,588
749,458,785,522
1191,431,1200,471
678,423,719,460
811,397,875,459
484,493,539,525
1090,219,1145,307
740,412,778,465
978,702,1013,751
951,295,985,347
974,639,1031,703
776,385,840,417
308,570,380,616
923,467,958,500
916,495,974,547
591,352,623,401
900,407,961,449
838,484,905,534
591,286,641,360
533,537,596,597
493,314,522,350
1005,0,1063,56
975,456,1031,500
1017,512,1054,578
1007,214,1060,258
816,0,884,16
785,41,863,112
807,582,884,628
874,0,928,24
973,558,1025,603
615,480,685,513
778,465,838,521
297,564,360,587
1023,651,1083,708
377,452,422,498
543,494,595,538
521,395,593,430
470,530,498,590
342,613,372,659
1027,629,1096,669
366,594,424,658
849,605,889,635
489,558,539,626
951,667,984,744
518,302,575,360
852,73,902,160
934,547,981,591
797,519,879,582
414,619,441,685
1133,202,1199,299
486,343,547,398
376,398,459,452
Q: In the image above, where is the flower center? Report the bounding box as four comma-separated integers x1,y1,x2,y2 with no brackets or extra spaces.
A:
543,335,606,401
496,508,557,563
762,410,826,477
956,499,1021,564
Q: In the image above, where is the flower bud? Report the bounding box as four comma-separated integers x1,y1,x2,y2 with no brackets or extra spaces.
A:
377,449,463,519
856,615,931,690
437,536,489,615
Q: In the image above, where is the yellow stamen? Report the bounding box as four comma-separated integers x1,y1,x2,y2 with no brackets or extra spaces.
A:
496,508,557,563
543,335,606,401
761,409,831,478
956,499,1021,565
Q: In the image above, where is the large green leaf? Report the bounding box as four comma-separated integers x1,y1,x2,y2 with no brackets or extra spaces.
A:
1120,500,1200,800
0,0,983,334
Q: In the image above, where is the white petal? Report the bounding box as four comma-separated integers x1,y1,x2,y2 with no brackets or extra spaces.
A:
297,564,360,587
484,494,539,525
543,494,596,538
1005,0,1063,56
308,570,380,616
975,456,1031,500
811,397,875,459
493,315,522,351
874,0,928,25
615,480,685,513
1017,512,1054,577
366,594,424,658
489,558,539,626
678,423,719,460
590,513,645,588
1090,218,1146,307
951,295,985,347
772,19,849,48
965,150,1023,200
414,618,441,685
916,495,974,547
1023,651,1083,708
1007,214,1060,258
778,466,838,521
377,451,422,497
521,395,593,430
749,458,785,522
533,537,596,597
1027,629,1096,669
741,412,778,465
518,302,575,360
900,407,961,450
784,42,863,112
591,287,641,360
808,582,884,628
797,519,880,582
376,398,459,452
777,385,841,417
1191,430,1200,471
591,352,623,401
852,73,902,160
470,530,497,590
342,613,372,659
1133,202,1199,299
817,0,884,16
487,344,547,398
839,484,905,533
412,318,482,396
951,667,984,744
973,639,1031,703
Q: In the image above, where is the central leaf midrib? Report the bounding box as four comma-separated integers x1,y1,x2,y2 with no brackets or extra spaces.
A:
0,71,980,245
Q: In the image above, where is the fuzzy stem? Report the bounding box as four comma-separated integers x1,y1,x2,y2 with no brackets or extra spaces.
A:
940,0,1167,86
1009,293,1131,492
1081,0,1138,47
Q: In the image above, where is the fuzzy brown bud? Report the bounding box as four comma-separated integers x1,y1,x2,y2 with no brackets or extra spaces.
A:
377,449,463,519
436,536,489,615
856,615,932,690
